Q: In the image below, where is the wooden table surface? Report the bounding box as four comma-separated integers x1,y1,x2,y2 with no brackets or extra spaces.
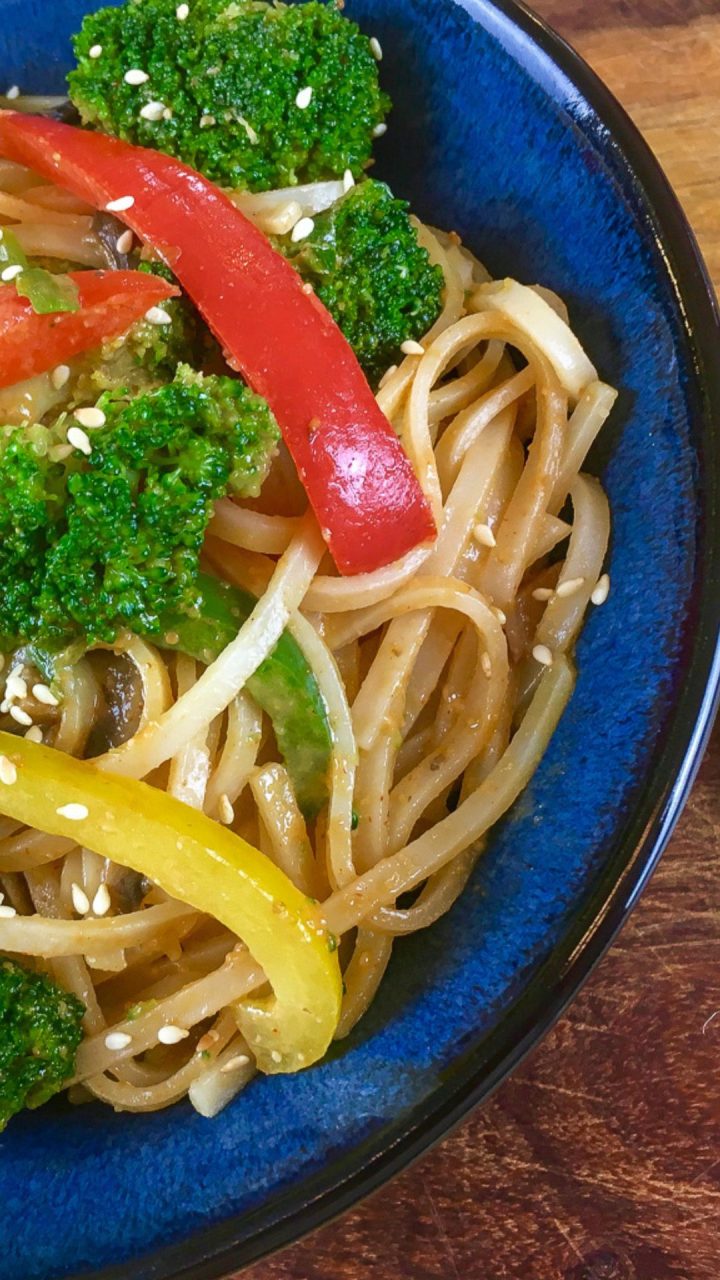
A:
241,4,720,1277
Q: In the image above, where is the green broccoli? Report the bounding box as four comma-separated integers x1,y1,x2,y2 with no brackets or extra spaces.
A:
0,366,279,650
276,180,444,384
0,956,85,1131
68,0,389,192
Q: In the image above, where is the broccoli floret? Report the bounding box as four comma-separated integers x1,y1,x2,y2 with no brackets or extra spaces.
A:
277,180,444,384
0,367,279,649
0,956,84,1131
68,0,389,192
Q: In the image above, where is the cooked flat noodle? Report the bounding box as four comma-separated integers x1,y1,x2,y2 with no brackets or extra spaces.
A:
0,166,615,1116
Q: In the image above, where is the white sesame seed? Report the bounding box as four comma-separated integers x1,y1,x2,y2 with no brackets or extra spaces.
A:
369,36,383,60
5,85,20,101
9,706,32,727
473,522,496,548
0,905,17,918
56,802,89,821
67,426,92,456
115,229,134,255
71,882,90,916
531,587,554,602
373,122,387,137
492,606,507,625
176,2,189,18
162,107,173,120
144,306,172,325
25,726,43,744
32,682,59,706
532,644,554,667
140,100,167,122
105,1031,132,1051
219,1053,251,1074
199,113,216,128
218,794,234,825
50,443,73,462
270,1050,282,1063
342,168,355,193
51,363,70,390
555,576,585,599
92,883,111,917
0,756,17,785
124,68,149,85
591,572,610,606
291,216,315,243
295,86,313,110
73,406,106,429
89,44,103,58
401,339,425,356
1,264,23,282
481,652,492,678
158,1024,189,1045
105,195,135,212
6,672,27,701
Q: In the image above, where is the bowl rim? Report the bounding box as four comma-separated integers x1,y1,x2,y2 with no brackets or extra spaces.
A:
73,2,720,1278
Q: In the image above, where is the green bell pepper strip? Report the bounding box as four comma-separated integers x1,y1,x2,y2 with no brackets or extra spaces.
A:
153,573,331,819
0,731,342,1073
0,226,79,314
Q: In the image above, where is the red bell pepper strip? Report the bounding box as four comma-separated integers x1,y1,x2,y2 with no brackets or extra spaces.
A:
0,111,436,575
0,268,178,388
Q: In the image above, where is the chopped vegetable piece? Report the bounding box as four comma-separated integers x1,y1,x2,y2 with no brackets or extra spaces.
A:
0,731,342,1073
156,573,331,816
0,225,79,314
0,112,436,575
0,955,84,1131
0,267,178,388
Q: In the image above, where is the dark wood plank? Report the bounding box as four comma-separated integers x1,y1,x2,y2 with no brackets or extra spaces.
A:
239,4,720,1275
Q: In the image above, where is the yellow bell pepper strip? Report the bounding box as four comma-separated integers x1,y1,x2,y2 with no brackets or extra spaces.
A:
0,731,341,1073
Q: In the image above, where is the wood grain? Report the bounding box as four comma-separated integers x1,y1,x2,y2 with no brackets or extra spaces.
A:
240,4,720,1277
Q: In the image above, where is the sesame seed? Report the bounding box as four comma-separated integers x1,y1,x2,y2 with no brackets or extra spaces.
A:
145,306,172,325
343,168,355,193
199,113,216,128
67,426,92,456
218,794,234,825
162,107,173,120
92,883,111,917
0,756,17,785
0,905,17,918
31,682,59,706
473,522,496,548
492,606,507,625
89,44,103,58
51,364,70,390
56,802,89,821
1,264,23,282
158,1024,189,1045
532,644,554,667
295,86,313,109
481,652,492,678
105,195,135,212
49,443,73,462
196,1029,220,1053
531,587,554,602
301,281,314,295
104,1031,132,1051
124,68,149,85
219,1053,250,1074
74,406,106,429
71,882,90,916
401,339,425,356
373,122,387,137
6,672,27,701
115,229,134,255
369,36,383,60
9,706,32,727
291,216,315,243
270,1050,282,1063
5,85,20,101
140,100,166,121
555,576,585,599
591,573,610,606
25,726,43,744
176,2,190,17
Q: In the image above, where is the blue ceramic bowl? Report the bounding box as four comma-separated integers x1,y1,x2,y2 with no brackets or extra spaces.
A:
1,2,719,1277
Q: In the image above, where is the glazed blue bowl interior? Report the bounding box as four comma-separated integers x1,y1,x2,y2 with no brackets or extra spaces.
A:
1,3,719,1279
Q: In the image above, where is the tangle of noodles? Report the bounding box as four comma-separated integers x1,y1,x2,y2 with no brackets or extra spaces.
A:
0,148,616,1120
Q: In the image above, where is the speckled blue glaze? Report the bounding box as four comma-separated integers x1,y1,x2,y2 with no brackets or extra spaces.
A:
1,2,719,1278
